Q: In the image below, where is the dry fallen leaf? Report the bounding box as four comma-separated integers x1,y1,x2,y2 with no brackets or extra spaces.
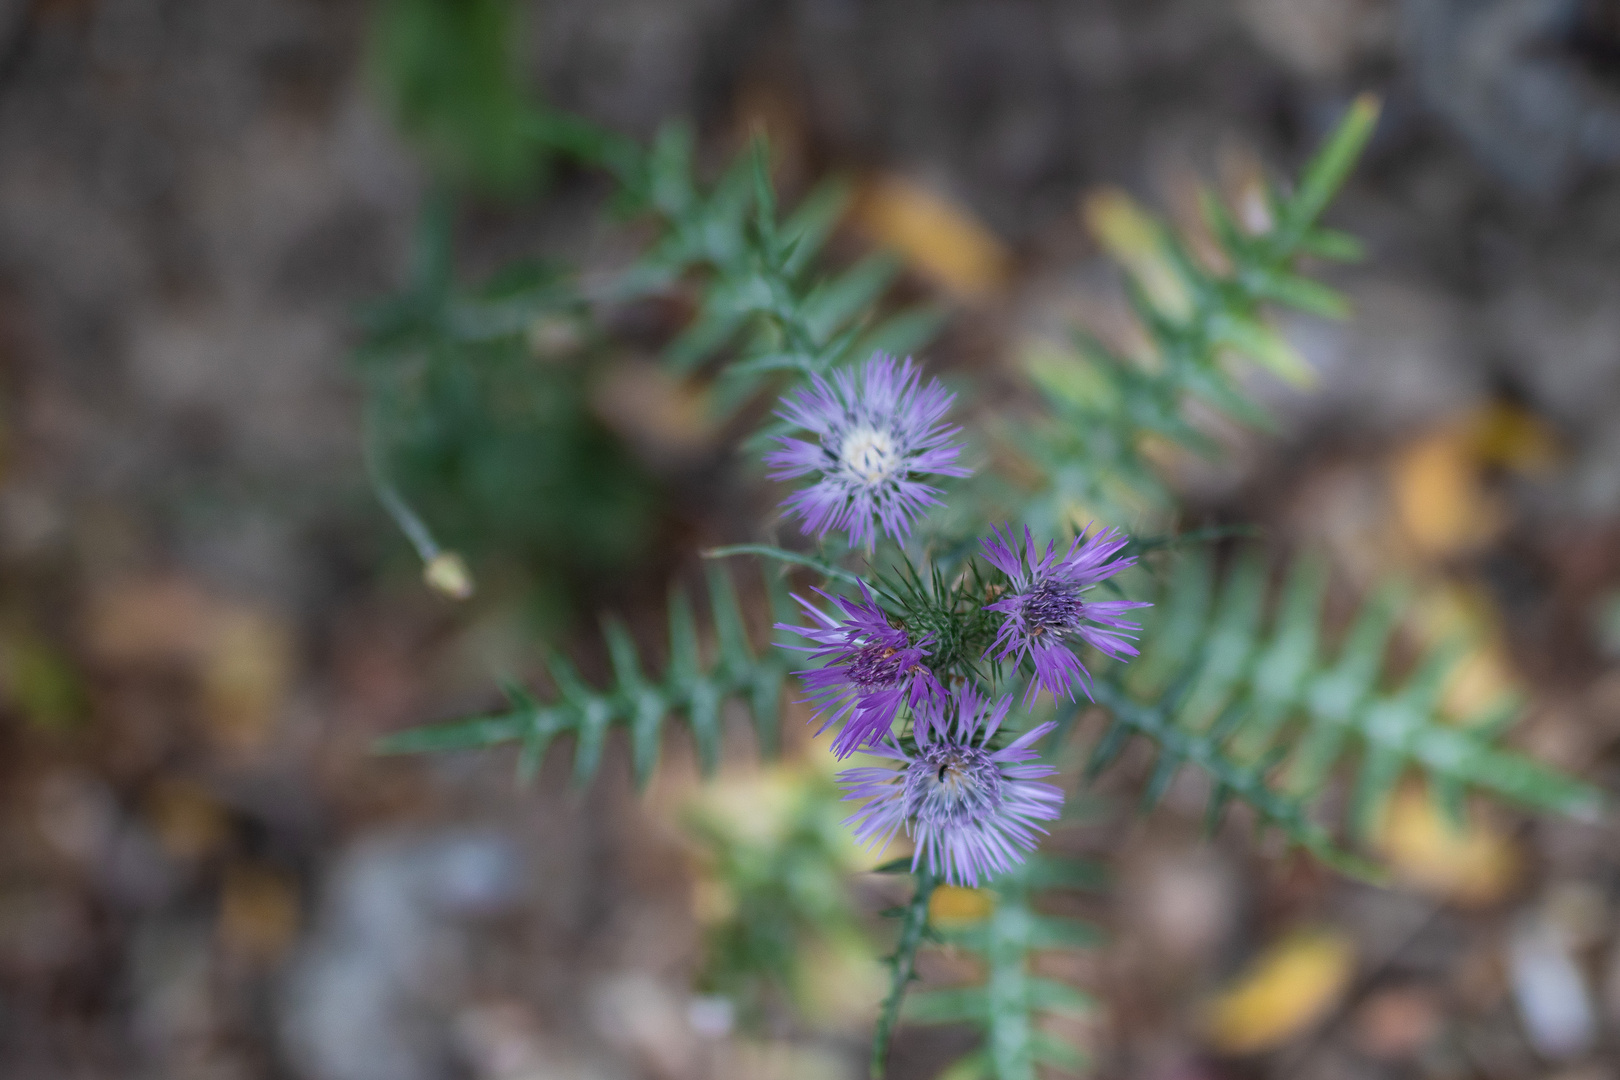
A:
855,175,1010,300
87,577,218,665
218,862,299,963
1377,785,1519,906
1203,930,1356,1054
1351,985,1441,1061
199,607,294,754
1392,425,1505,557
1392,402,1559,560
144,778,231,861
89,577,295,754
1472,400,1560,474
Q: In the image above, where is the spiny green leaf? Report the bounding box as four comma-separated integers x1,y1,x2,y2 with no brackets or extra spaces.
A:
374,711,529,754
1284,94,1381,241
1105,549,1602,863
375,564,789,788
800,254,900,345
913,861,1100,1080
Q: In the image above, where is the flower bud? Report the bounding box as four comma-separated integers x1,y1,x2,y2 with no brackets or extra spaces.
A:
423,552,474,600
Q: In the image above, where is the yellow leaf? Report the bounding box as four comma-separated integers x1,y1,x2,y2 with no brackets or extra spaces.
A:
1083,189,1193,322
1391,426,1504,557
1471,401,1559,474
855,176,1010,300
1391,402,1557,560
929,885,995,926
199,607,293,754
1377,786,1519,906
1204,930,1356,1054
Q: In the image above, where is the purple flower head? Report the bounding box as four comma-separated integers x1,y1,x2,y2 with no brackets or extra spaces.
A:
776,582,945,758
838,684,1064,887
981,524,1151,706
764,353,971,548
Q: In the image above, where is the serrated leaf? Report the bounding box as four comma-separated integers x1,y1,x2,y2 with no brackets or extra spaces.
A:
707,564,755,675
856,305,947,361
1283,94,1380,241
1299,226,1364,261
1031,1031,1087,1069
1210,312,1314,387
374,711,529,754
1027,976,1094,1015
800,254,900,345
1107,550,1600,863
378,564,789,790
1247,268,1350,319
780,178,853,276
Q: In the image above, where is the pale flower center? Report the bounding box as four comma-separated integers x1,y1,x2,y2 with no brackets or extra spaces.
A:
905,746,1004,827
839,426,902,486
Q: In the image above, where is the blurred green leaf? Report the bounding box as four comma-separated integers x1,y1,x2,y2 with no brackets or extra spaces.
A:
369,0,540,191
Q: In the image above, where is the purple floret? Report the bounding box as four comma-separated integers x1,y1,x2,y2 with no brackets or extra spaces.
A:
837,684,1064,887
764,353,971,549
981,524,1150,705
777,583,944,758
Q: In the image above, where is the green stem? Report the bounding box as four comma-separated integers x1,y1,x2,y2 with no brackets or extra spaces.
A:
702,544,864,586
871,868,939,1080
362,404,442,565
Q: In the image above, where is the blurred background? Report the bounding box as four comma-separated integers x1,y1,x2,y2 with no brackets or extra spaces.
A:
3,1,1620,1078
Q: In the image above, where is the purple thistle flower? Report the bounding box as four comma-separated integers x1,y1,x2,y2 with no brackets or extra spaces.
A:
776,583,945,758
764,353,971,548
981,524,1151,706
838,684,1064,887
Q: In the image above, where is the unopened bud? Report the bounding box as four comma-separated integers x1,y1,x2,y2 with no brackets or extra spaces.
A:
423,552,474,600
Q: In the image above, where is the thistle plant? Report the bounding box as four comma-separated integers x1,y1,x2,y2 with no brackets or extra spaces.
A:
778,581,945,759
767,353,971,547
840,683,1065,888
367,69,1604,1079
980,524,1148,705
